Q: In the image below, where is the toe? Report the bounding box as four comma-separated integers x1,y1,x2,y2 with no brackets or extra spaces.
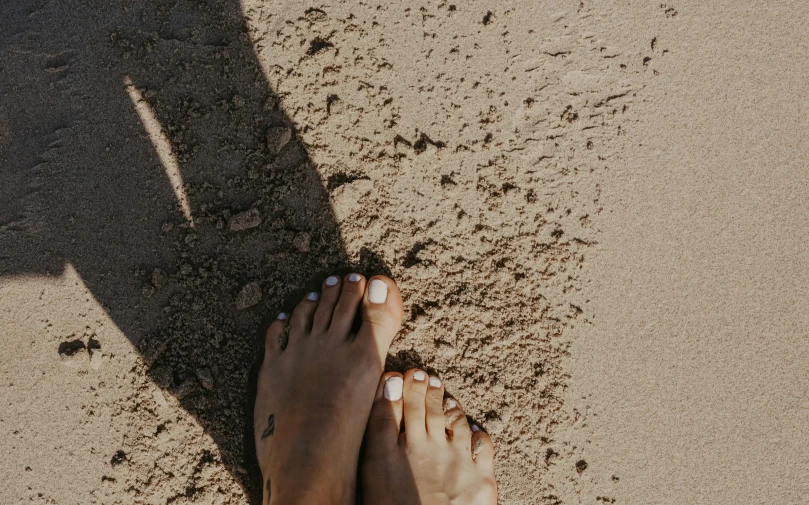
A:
289,290,319,337
312,275,341,333
263,313,287,359
425,375,447,439
443,397,472,450
365,372,405,456
256,314,286,450
471,427,495,473
402,369,429,439
329,273,366,336
357,276,403,363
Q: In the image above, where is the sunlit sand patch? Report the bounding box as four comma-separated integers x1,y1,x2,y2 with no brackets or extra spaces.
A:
0,262,136,372
124,76,194,227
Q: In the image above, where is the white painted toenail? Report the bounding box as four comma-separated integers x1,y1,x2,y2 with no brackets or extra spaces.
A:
307,292,320,301
384,377,403,401
348,273,361,282
471,425,480,432
429,376,441,388
325,276,339,286
368,279,388,303
413,371,426,381
277,312,287,320
445,398,457,409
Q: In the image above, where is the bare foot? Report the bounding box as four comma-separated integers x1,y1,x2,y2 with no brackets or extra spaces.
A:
254,274,403,505
361,369,498,505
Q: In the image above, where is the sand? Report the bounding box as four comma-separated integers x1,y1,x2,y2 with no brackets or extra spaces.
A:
1,1,806,504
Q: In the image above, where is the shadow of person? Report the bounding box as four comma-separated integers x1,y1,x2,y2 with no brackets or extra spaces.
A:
0,1,400,503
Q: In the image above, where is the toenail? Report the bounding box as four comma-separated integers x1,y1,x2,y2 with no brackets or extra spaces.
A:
384,377,403,401
368,279,388,304
307,292,320,301
277,312,287,320
413,371,426,381
325,276,339,286
429,376,441,388
445,398,457,409
348,273,361,282
471,424,480,432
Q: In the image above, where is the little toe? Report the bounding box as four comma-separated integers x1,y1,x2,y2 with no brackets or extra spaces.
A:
365,372,405,455
329,273,366,336
471,427,496,473
425,375,447,439
357,276,403,363
443,397,472,450
402,369,429,439
289,290,320,337
312,275,341,333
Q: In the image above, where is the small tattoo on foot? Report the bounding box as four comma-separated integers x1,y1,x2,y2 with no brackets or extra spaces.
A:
261,414,275,439
265,476,271,491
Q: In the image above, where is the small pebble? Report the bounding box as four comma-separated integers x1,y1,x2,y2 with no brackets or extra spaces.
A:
196,368,214,390
228,208,262,232
293,232,311,252
173,379,197,399
236,281,262,310
150,365,174,388
90,352,104,370
151,268,168,288
266,126,292,154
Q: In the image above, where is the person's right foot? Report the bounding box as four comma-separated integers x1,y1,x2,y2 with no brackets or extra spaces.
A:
361,369,498,505
254,274,403,505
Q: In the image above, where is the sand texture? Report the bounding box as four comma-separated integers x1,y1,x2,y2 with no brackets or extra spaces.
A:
1,1,807,504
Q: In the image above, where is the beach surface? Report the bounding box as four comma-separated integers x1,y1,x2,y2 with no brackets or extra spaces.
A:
1,1,807,504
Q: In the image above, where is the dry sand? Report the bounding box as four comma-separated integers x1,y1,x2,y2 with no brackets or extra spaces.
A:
1,1,806,504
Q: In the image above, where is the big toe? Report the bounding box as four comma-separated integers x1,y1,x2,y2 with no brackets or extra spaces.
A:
364,372,405,457
358,276,403,361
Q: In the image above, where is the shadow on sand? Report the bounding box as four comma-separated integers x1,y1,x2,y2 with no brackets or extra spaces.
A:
0,1,412,502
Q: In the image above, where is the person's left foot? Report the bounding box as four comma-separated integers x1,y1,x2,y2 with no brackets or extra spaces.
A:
254,274,403,505
361,369,497,505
